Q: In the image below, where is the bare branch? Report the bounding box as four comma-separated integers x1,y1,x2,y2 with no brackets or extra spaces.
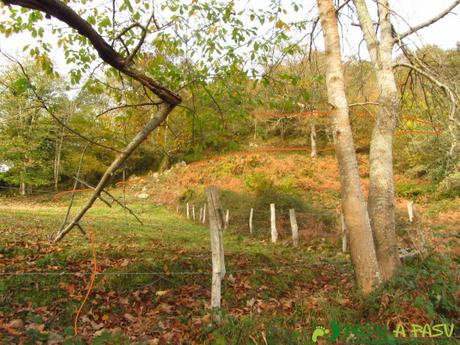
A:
125,9,157,64
53,103,174,242
72,176,143,225
398,0,460,40
353,0,381,66
114,23,145,41
72,177,113,208
349,101,379,107
394,62,458,124
96,102,161,118
58,143,89,238
394,62,459,160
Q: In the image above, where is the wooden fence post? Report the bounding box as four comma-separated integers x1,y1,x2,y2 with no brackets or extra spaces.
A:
206,186,226,323
192,205,196,220
249,208,254,234
341,213,347,253
199,207,203,222
202,204,206,224
186,203,190,219
289,209,299,247
270,203,278,243
224,209,229,229
407,200,415,223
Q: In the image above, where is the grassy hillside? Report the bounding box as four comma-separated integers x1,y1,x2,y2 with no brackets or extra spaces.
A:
125,151,459,257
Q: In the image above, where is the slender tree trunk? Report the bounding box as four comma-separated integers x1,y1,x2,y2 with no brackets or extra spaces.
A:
54,128,64,191
20,181,26,196
368,69,400,280
353,0,401,280
317,0,381,294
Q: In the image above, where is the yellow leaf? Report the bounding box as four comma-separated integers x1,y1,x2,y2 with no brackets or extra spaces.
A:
276,19,286,29
156,290,169,297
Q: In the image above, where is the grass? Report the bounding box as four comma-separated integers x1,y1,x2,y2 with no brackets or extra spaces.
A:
0,195,458,344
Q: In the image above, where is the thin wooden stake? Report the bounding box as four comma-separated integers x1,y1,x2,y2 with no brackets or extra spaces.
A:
224,209,229,229
407,200,415,223
270,203,278,243
289,209,299,247
206,186,226,324
202,204,206,224
186,203,190,219
192,205,196,220
249,208,254,234
199,207,203,222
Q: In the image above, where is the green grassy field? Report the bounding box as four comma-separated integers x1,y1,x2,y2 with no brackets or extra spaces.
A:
0,197,458,344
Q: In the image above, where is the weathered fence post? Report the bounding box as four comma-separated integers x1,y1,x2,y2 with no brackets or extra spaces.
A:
186,203,190,219
206,186,226,323
407,200,426,256
270,203,278,243
202,204,206,224
224,209,229,230
289,209,299,247
192,205,196,220
249,208,254,234
199,207,203,222
341,212,347,253
407,200,415,223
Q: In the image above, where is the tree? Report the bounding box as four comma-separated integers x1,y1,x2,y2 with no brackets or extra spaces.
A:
352,0,460,280
0,61,62,194
352,0,401,280
316,0,381,294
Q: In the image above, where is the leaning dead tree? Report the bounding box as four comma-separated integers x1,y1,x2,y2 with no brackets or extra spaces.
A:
1,0,182,241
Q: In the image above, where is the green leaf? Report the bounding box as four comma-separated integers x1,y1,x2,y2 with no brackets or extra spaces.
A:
12,78,32,95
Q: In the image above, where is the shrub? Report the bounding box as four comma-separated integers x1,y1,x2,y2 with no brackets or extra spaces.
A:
436,171,460,198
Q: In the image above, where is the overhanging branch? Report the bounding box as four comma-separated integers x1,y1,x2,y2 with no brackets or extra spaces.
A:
398,0,460,40
1,0,181,105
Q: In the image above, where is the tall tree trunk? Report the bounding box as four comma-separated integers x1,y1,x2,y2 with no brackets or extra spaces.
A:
368,69,400,280
353,0,401,280
20,181,26,196
316,0,381,294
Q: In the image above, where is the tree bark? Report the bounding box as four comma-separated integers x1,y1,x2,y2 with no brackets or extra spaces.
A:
317,0,381,294
353,0,401,280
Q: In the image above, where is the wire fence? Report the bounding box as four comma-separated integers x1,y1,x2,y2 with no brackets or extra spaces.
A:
176,201,340,242
0,260,350,277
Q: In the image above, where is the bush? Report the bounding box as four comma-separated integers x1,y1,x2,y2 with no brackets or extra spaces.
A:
436,171,460,198
396,181,432,199
244,172,274,193
366,254,459,324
